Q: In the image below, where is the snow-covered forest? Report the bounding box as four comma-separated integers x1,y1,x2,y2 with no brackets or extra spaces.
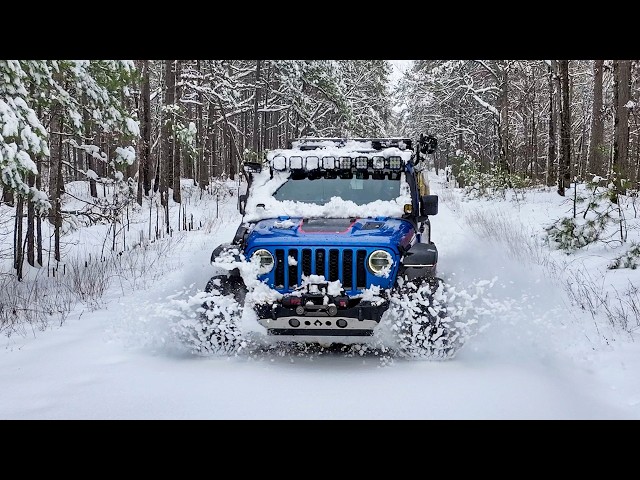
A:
1,59,640,346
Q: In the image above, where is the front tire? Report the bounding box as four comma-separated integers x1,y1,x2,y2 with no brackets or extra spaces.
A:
386,277,459,360
180,275,248,356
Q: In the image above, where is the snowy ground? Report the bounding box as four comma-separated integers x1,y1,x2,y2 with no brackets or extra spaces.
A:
1,172,639,419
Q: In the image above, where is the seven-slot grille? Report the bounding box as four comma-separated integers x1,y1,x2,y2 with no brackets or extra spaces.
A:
273,247,370,293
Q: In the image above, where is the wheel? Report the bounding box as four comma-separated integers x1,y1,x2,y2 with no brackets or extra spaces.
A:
178,275,248,356
204,274,247,304
385,277,460,360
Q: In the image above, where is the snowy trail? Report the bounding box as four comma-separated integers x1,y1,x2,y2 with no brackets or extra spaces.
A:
1,181,639,419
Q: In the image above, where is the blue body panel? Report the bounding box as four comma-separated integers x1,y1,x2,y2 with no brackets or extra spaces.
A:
245,217,416,295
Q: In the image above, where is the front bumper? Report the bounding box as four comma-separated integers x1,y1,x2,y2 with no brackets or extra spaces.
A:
254,299,389,336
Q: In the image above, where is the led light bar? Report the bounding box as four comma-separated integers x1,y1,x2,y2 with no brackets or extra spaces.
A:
268,152,406,172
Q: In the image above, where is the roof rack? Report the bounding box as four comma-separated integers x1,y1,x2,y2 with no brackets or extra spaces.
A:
288,137,413,151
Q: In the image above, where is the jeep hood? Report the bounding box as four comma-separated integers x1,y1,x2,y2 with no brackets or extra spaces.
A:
245,217,416,251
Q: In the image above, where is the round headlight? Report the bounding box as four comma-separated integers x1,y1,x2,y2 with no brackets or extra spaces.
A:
368,250,393,275
251,249,274,274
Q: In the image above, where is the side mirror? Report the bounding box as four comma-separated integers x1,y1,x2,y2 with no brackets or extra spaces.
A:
421,194,438,216
419,135,438,155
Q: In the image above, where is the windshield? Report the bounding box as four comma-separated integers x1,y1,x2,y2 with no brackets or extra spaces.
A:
273,175,401,205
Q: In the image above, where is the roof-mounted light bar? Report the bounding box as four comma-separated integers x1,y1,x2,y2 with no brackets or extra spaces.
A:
269,154,406,172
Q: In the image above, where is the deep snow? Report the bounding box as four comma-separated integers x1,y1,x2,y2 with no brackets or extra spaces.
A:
1,171,640,419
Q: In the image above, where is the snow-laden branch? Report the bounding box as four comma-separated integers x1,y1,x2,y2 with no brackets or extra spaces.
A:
473,60,500,82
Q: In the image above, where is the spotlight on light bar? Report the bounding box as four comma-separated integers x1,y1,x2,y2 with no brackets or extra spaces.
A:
306,156,319,170
372,156,385,170
355,156,369,169
289,156,303,169
322,156,337,169
388,156,402,170
272,155,287,171
339,156,352,169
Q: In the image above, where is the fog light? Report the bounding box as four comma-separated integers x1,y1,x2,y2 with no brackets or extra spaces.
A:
289,318,300,328
336,319,348,328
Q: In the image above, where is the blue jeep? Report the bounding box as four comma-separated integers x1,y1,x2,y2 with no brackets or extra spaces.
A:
198,136,454,357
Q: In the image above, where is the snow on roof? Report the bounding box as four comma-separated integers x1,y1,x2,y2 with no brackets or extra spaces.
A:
266,140,414,163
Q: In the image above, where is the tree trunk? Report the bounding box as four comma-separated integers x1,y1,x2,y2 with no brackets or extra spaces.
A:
2,189,14,206
588,60,605,178
252,60,262,155
48,106,64,262
161,60,174,215
558,60,572,196
14,196,24,280
206,99,216,178
197,60,209,191
35,136,43,266
499,64,511,176
173,60,182,203
26,172,35,267
72,136,79,181
138,60,151,205
262,62,270,152
532,73,539,181
577,86,589,181
80,93,98,198
613,59,631,196
547,60,557,187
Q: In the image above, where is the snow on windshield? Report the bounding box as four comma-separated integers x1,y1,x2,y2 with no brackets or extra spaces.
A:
243,142,414,222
